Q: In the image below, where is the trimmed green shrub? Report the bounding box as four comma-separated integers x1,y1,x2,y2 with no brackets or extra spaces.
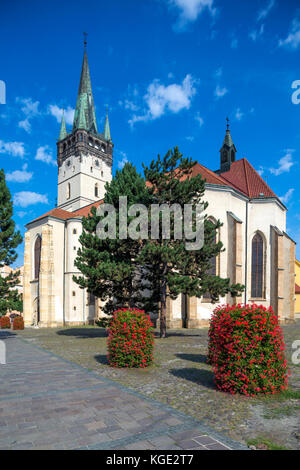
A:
107,308,154,368
208,304,289,396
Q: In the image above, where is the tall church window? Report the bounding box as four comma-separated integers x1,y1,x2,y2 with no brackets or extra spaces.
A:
251,232,264,298
34,236,41,280
95,183,99,197
67,183,71,200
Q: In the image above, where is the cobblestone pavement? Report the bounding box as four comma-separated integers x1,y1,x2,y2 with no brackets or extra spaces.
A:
0,331,246,450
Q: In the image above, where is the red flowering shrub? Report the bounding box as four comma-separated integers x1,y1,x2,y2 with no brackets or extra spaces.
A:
208,304,289,396
107,308,154,368
13,316,24,330
0,315,11,329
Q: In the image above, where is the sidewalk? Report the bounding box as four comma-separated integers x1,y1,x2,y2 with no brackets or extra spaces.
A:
0,331,246,450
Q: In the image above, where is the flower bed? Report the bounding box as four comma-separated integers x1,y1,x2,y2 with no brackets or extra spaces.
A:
0,315,11,329
208,304,289,396
107,308,154,368
13,315,24,330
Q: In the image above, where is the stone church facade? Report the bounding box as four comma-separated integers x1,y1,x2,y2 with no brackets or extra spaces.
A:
23,47,296,328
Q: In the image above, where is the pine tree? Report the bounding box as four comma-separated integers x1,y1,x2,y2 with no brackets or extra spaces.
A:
73,162,154,321
0,169,23,315
140,147,244,338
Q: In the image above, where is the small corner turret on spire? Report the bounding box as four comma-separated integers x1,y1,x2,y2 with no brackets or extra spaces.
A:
58,110,67,141
104,107,111,141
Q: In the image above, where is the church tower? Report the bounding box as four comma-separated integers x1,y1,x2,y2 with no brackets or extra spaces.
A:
218,118,237,173
56,40,113,212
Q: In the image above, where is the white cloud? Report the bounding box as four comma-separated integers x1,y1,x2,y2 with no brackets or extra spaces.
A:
18,118,31,133
186,136,195,142
249,23,265,42
280,188,294,204
14,191,49,208
48,105,75,125
35,145,56,166
118,156,129,170
168,0,216,31
129,74,197,126
214,84,228,99
279,18,300,50
270,150,295,176
257,0,275,22
16,211,28,218
195,112,204,126
235,108,244,121
257,166,264,176
6,164,33,183
214,67,222,78
0,140,25,158
16,97,40,133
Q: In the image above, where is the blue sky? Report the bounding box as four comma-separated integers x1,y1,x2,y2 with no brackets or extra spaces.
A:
1,0,300,264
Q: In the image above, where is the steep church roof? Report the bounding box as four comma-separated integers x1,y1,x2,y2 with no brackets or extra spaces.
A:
219,158,277,198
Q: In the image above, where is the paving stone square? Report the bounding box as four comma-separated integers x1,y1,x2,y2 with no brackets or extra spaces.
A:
0,331,246,450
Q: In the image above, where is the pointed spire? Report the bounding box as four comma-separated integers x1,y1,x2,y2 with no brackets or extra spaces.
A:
104,109,111,141
218,117,237,173
222,117,234,148
73,37,98,134
58,110,67,141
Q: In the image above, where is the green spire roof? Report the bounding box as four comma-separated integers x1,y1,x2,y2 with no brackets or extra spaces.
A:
104,113,111,141
73,48,98,134
221,117,236,150
58,111,67,141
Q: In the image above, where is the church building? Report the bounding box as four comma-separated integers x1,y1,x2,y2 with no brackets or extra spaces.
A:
23,46,296,328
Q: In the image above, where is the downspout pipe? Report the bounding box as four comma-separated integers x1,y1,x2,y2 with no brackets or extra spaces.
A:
63,221,66,326
244,200,248,304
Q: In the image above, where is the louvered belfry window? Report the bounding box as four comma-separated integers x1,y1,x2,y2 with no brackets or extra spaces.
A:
34,236,42,280
251,233,264,298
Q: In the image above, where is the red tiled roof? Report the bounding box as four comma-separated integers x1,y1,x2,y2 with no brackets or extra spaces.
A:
72,199,103,217
29,159,279,225
296,283,300,294
29,200,104,224
220,159,277,199
31,208,73,223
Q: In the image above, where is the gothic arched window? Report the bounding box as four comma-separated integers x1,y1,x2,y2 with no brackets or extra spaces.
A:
251,232,264,298
67,183,71,200
34,236,41,280
94,183,98,197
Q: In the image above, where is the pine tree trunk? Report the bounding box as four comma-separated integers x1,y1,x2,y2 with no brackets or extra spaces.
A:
160,282,167,338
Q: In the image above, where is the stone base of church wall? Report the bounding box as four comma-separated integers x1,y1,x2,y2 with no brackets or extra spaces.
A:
166,319,183,329
186,318,210,328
